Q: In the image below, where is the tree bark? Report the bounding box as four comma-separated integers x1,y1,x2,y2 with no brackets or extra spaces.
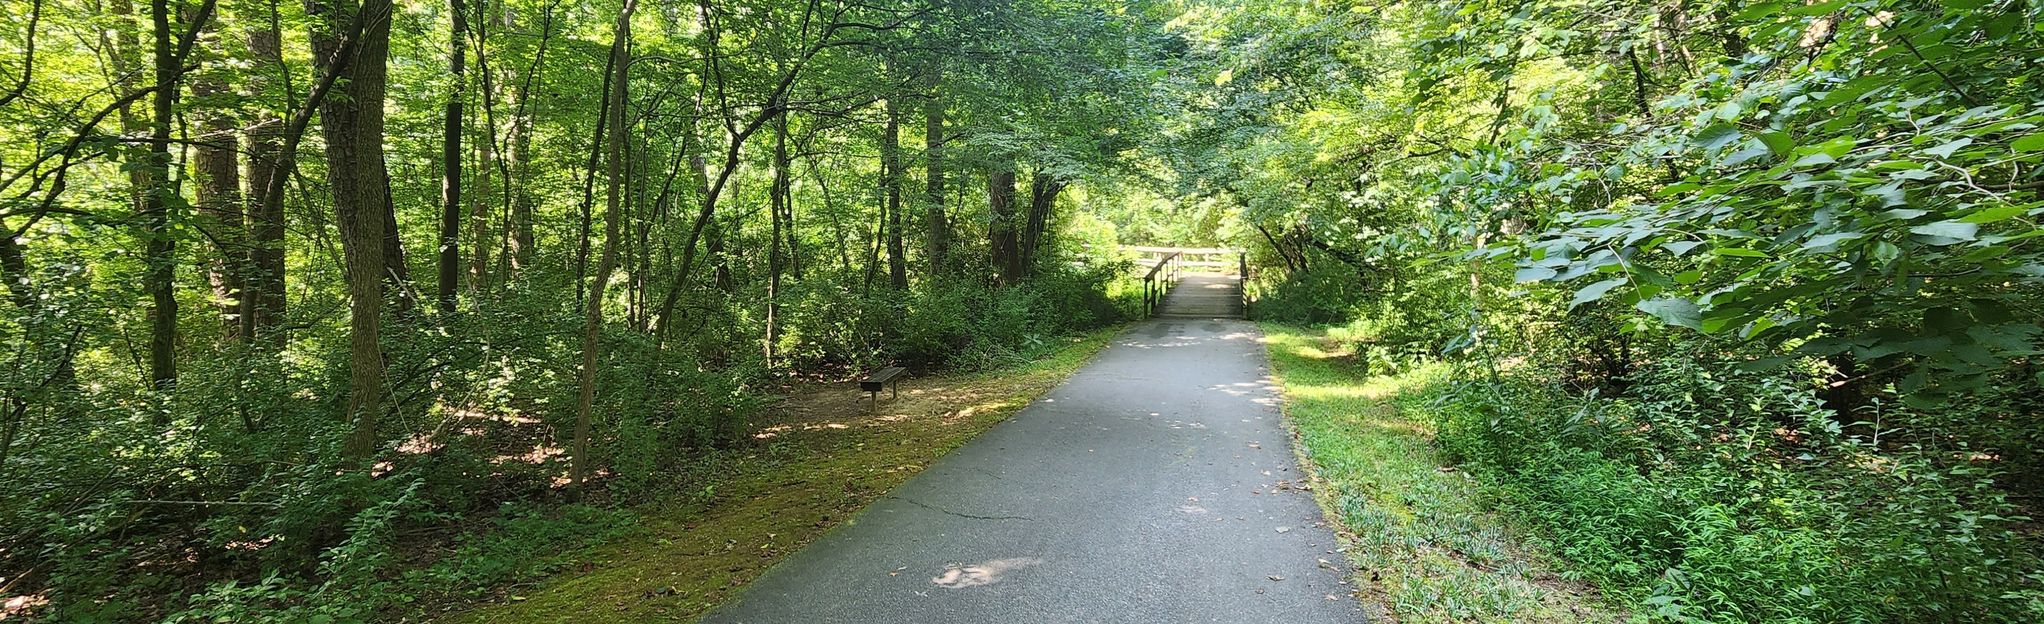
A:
921,61,949,275
142,0,188,398
987,162,1020,285
381,171,414,312
239,5,287,343
881,96,907,290
436,0,467,315
190,5,242,338
1020,171,1064,279
573,46,618,308
766,114,789,365
504,0,551,276
309,0,397,461
572,0,636,492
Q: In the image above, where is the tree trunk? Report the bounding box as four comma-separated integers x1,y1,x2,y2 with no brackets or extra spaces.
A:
381,173,414,313
987,163,1020,285
573,47,617,308
922,61,949,275
240,8,287,343
572,0,636,492
1020,171,1064,279
142,0,183,398
765,114,790,365
309,0,396,461
436,0,467,315
707,216,732,291
190,5,241,338
505,0,552,276
881,96,906,290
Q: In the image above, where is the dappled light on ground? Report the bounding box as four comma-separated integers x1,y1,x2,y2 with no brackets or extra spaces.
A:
930,557,1044,589
440,330,1118,624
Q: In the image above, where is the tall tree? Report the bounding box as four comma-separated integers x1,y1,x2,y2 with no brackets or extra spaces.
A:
987,161,1020,285
436,0,469,315
572,0,637,492
1019,171,1064,278
880,89,907,290
307,0,397,460
140,0,217,396
239,0,288,342
189,6,241,337
437,0,468,313
921,61,948,274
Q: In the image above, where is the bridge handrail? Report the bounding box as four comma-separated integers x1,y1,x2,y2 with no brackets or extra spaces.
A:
1143,251,1181,280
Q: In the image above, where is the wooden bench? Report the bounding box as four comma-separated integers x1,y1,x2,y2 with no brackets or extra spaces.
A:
860,366,906,409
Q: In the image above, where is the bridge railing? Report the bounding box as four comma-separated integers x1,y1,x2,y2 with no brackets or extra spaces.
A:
1127,246,1249,318
1141,251,1181,317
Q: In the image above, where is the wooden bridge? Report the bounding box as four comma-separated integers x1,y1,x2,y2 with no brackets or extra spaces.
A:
1130,246,1247,319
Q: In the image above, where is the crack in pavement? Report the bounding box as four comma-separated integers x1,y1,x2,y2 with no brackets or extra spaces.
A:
889,495,1032,521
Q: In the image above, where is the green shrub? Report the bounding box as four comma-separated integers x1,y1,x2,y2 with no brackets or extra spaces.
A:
1422,351,2043,623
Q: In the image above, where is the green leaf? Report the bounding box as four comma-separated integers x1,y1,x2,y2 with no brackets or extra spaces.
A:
1801,232,1862,252
1696,124,1742,151
1636,297,1703,331
1570,278,1628,308
2015,133,2044,153
1713,247,1769,258
1925,306,1970,332
1924,138,1973,159
1813,136,1856,158
1515,267,1558,283
1960,206,2027,223
1909,220,1980,244
1758,131,1794,157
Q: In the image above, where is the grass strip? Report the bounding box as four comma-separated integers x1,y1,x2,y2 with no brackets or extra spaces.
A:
1260,324,1615,623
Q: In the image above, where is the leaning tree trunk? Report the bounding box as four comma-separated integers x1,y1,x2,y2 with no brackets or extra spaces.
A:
572,0,636,493
309,0,396,461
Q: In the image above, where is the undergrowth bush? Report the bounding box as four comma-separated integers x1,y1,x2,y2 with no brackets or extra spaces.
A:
1421,347,2043,623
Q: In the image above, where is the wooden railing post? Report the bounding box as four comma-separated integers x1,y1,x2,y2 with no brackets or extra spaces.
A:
1239,251,1250,317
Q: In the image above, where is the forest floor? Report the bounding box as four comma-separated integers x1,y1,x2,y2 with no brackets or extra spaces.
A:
435,329,1121,623
1260,325,1622,623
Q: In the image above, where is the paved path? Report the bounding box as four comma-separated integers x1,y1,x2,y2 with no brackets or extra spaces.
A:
702,308,1361,623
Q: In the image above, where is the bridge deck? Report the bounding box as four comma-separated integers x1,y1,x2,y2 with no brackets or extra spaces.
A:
1156,273,1244,319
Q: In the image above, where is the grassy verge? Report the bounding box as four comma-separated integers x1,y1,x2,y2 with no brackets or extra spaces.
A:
1260,324,1616,623
434,328,1120,623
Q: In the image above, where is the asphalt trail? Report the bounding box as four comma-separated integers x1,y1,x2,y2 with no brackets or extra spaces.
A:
703,301,1361,623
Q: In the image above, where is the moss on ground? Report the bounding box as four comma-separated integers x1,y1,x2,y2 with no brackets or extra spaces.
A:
1260,324,1617,624
438,329,1118,624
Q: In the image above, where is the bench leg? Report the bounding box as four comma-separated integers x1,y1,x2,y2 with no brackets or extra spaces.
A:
891,380,899,400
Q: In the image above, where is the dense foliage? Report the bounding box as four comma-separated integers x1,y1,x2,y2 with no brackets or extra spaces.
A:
6,0,2040,620
0,0,1172,619
1177,0,2043,621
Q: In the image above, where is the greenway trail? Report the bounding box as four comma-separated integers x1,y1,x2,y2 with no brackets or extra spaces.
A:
703,274,1361,623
